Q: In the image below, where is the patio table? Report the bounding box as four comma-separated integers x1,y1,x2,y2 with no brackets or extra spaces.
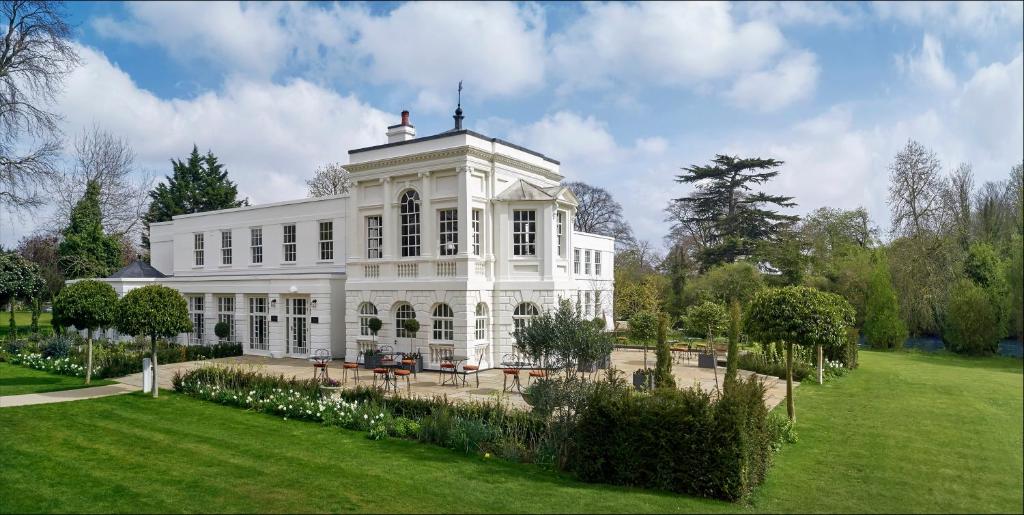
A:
440,356,467,386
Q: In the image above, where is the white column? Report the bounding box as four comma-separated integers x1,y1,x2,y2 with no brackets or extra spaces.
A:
235,293,246,349
541,203,555,281
457,166,472,258
347,179,360,261
204,292,215,345
420,171,433,259
382,177,394,259
269,293,284,357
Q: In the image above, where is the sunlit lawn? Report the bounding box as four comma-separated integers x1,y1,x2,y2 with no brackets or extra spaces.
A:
0,350,1020,513
0,362,114,397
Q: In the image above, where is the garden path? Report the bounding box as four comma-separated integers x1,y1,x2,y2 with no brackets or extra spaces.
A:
0,383,136,408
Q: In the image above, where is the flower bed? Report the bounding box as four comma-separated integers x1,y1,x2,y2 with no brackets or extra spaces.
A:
8,353,96,377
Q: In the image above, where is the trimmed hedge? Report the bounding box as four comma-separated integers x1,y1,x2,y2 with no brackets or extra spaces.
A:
567,377,774,501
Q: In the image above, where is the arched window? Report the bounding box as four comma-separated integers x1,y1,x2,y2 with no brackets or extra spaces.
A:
358,302,377,337
432,303,454,341
474,303,488,341
513,303,539,331
399,190,421,257
394,303,416,338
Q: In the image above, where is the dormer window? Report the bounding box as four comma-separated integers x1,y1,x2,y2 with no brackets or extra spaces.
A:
399,190,421,257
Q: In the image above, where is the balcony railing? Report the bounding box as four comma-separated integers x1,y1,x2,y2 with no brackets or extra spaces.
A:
436,261,456,277
363,264,380,278
396,262,418,278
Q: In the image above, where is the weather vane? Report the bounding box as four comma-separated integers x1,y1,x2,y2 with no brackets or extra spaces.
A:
457,80,463,108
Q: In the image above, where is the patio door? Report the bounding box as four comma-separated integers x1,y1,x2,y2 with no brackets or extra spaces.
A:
285,297,309,355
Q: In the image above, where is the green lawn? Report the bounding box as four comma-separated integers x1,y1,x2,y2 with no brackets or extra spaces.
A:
0,351,1020,513
0,363,114,396
0,310,53,337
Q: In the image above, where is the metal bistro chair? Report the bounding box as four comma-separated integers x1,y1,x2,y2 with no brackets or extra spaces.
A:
501,353,523,393
458,353,482,388
342,361,360,384
312,349,331,383
439,348,459,387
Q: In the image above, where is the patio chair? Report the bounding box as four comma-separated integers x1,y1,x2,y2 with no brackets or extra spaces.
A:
459,354,482,388
312,349,331,383
501,353,522,393
394,368,412,394
342,362,360,384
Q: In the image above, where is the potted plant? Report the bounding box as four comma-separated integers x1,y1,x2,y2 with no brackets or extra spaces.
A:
632,368,654,390
362,348,381,369
319,377,343,395
402,317,420,352
367,317,382,342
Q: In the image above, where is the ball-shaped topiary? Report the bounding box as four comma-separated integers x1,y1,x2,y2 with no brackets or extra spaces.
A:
367,316,382,335
402,317,420,337
52,279,118,383
115,284,191,397
214,321,231,340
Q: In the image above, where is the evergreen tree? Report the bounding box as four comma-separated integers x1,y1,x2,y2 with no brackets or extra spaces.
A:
654,313,675,389
142,146,247,247
863,253,908,349
58,180,122,279
673,155,799,268
725,299,741,388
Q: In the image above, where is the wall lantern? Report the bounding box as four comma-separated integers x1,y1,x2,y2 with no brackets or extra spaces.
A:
271,299,277,308
311,299,318,309
289,285,298,293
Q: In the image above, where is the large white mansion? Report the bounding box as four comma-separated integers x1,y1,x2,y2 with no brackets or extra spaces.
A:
101,110,614,369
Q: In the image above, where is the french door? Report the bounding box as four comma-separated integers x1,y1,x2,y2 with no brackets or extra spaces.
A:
285,297,309,355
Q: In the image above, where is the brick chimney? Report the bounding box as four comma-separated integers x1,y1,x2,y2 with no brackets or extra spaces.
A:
386,110,416,143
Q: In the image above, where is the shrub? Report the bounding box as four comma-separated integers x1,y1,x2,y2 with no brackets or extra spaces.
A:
863,255,908,350
41,334,75,359
214,321,231,340
567,376,775,501
737,349,813,382
944,279,999,355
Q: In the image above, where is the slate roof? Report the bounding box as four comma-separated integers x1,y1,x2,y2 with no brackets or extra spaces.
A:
108,260,167,279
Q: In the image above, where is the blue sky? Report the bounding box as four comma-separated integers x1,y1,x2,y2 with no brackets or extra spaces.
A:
2,1,1022,250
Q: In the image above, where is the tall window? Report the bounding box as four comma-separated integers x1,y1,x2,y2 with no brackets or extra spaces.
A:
576,291,582,310
556,211,565,257
595,251,602,275
584,291,592,316
432,303,454,341
250,227,263,264
438,209,458,255
512,210,536,256
248,297,268,350
574,248,580,273
399,190,421,257
594,290,602,317
217,296,235,341
472,209,482,256
584,250,592,275
475,303,488,340
319,221,334,260
220,231,232,265
282,224,296,262
394,303,416,338
189,296,204,344
366,216,382,259
513,303,539,331
193,233,204,266
359,303,378,337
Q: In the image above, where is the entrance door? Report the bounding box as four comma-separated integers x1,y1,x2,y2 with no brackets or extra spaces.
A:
285,297,309,355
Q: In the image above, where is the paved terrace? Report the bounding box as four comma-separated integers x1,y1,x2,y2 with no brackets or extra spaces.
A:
117,349,793,410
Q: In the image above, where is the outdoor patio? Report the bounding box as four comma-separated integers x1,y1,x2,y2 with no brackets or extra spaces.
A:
119,349,793,410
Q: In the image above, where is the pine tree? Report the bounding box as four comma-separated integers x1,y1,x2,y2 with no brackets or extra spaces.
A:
673,155,799,267
142,146,247,247
58,180,122,279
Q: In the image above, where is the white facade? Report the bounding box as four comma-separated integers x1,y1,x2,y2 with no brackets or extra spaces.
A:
101,113,614,369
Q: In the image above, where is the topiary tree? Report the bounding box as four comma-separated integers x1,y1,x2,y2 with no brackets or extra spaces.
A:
684,301,729,391
0,252,45,342
367,317,382,342
52,280,117,384
214,321,231,341
402,318,420,340
515,299,614,380
115,285,191,397
654,313,675,389
725,299,741,389
863,253,908,350
629,310,659,369
944,279,999,356
745,286,855,422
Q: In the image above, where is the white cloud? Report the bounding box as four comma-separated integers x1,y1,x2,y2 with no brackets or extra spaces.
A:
737,1,862,27
897,34,957,92
550,2,787,89
55,44,391,215
727,51,819,111
93,1,547,110
872,1,1024,38
509,112,621,166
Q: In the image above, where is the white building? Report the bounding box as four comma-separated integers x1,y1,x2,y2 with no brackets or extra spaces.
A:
103,110,614,369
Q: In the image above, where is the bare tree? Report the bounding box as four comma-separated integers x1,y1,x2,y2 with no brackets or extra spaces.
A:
888,140,944,238
0,0,79,212
941,162,974,249
1008,162,1023,236
306,162,351,197
974,180,1013,244
664,200,714,252
50,125,152,241
564,180,635,248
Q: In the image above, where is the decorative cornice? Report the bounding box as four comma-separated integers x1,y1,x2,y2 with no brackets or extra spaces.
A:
346,145,562,181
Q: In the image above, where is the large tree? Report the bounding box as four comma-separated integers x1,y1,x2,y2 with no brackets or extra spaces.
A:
672,155,798,268
564,181,634,246
52,280,117,384
51,125,152,241
15,230,62,299
306,162,351,197
142,146,247,247
0,250,45,340
888,140,943,238
0,0,79,214
941,163,974,250
58,179,122,279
